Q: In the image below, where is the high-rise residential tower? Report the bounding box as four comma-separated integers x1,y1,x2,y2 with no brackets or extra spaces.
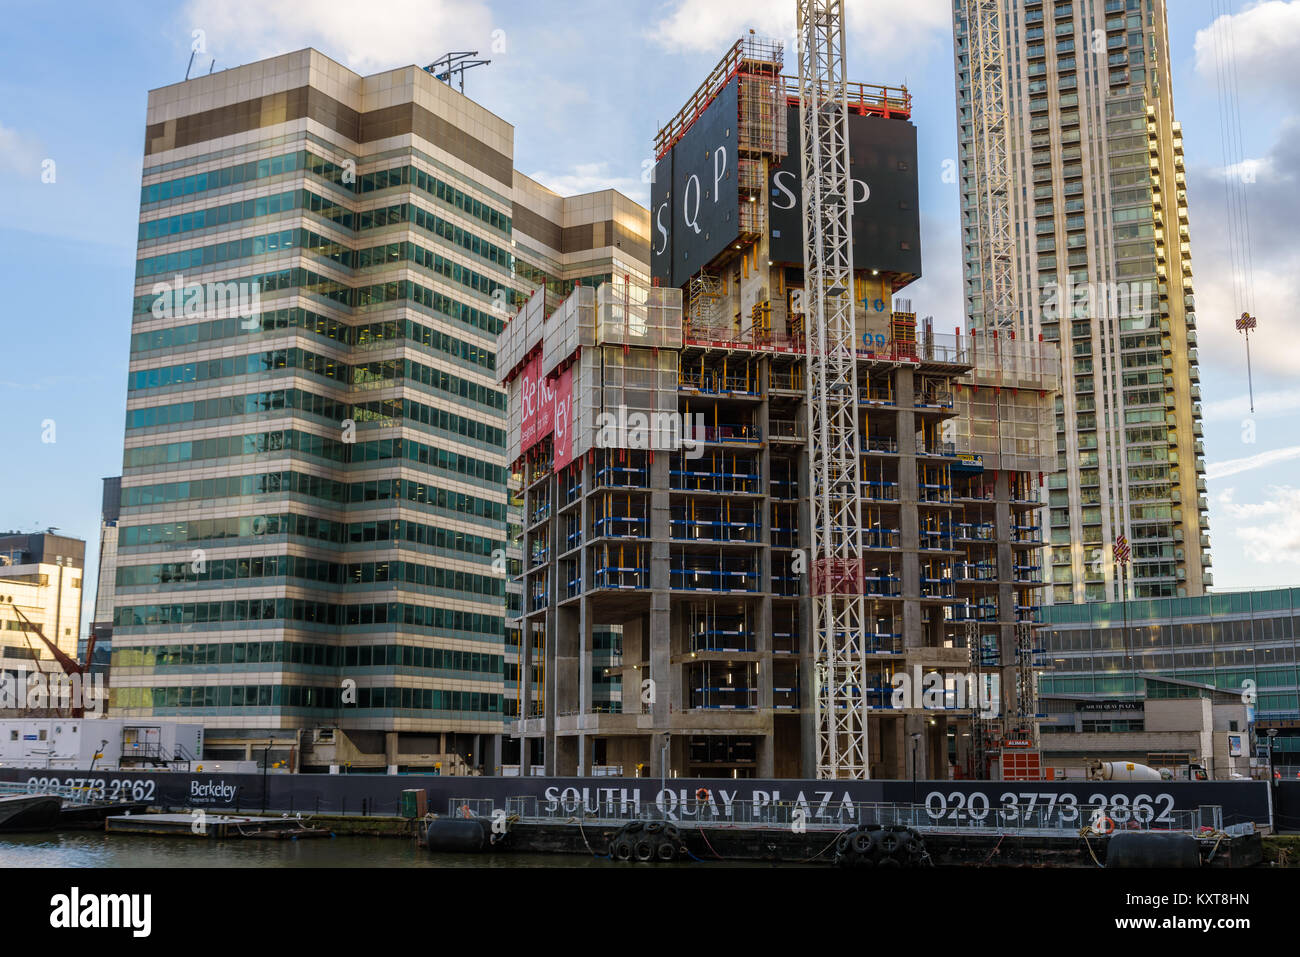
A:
112,49,647,772
953,0,1210,602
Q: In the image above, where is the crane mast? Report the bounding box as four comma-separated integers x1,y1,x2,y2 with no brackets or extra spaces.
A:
797,0,870,778
962,0,1017,335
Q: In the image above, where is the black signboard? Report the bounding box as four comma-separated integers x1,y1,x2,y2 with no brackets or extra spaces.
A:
651,78,741,288
768,109,922,275
0,768,1272,826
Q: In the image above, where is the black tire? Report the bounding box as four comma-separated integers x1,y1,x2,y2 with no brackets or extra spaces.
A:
877,855,901,868
664,824,681,841
646,821,665,834
613,839,634,861
836,832,853,854
878,831,901,854
655,838,677,862
624,821,645,834
851,832,874,856
634,840,655,862
864,823,882,831
855,854,877,869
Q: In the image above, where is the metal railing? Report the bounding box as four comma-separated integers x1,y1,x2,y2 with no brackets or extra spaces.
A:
470,795,1210,835
0,780,107,806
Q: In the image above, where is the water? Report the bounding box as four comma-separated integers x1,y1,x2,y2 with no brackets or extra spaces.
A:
0,833,625,868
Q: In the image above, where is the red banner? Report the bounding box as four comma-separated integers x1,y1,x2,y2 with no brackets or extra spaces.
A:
519,355,556,456
552,366,574,469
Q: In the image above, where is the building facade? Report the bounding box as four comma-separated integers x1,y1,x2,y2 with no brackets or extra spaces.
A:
111,48,647,772
1038,588,1300,767
0,532,85,673
952,0,1210,603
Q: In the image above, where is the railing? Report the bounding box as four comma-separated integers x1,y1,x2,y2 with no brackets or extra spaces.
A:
0,781,114,806
492,795,1206,834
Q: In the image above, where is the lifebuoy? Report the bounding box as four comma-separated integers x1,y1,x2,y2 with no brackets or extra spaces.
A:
1095,816,1115,835
459,804,473,819
695,787,711,803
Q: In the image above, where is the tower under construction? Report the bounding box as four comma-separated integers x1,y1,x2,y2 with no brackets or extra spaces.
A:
499,35,1060,780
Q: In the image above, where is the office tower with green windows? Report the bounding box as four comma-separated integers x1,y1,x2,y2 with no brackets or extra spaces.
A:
953,0,1209,603
111,49,648,772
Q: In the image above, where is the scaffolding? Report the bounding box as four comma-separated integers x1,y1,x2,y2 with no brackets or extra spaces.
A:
954,334,1059,474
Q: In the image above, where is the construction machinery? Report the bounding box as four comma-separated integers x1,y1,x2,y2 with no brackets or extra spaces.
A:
3,599,100,718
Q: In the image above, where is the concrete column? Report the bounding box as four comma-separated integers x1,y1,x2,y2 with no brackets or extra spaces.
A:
483,734,501,776
649,452,672,777
896,369,922,649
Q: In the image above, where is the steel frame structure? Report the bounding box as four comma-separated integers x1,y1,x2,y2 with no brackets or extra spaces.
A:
962,0,1018,335
797,0,870,779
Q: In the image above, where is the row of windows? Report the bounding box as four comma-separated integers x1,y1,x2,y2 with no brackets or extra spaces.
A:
140,188,514,278
115,554,504,600
132,267,505,340
128,348,503,415
112,684,503,713
131,307,495,374
128,387,503,453
118,513,504,558
137,226,520,308
124,428,347,469
352,161,511,235
141,149,512,237
112,640,502,674
120,469,505,525
113,600,504,639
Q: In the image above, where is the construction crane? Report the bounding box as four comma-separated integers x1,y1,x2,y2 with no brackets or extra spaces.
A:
960,0,1017,336
4,600,99,718
797,0,870,779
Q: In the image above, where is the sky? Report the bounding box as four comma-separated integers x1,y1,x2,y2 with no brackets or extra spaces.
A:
1,0,1297,634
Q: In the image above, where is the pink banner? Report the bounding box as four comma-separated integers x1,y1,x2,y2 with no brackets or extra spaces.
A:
552,366,574,469
519,355,557,456
519,356,539,452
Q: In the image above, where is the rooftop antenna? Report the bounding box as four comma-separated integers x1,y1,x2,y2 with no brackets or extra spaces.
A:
424,51,491,94
185,49,197,81
1236,311,1257,413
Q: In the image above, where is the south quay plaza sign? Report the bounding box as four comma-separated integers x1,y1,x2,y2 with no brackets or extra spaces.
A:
652,84,922,288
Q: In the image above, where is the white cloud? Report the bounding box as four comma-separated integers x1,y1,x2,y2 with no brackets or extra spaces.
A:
647,0,950,60
1203,385,1300,421
1220,485,1300,563
182,0,495,75
1194,1,1300,93
528,162,649,206
1206,445,1300,480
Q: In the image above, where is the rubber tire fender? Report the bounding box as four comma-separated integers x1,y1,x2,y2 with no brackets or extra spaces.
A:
634,840,655,862
613,839,634,861
655,838,677,862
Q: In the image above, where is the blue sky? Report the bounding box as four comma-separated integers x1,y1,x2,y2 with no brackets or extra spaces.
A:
1,0,1298,632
